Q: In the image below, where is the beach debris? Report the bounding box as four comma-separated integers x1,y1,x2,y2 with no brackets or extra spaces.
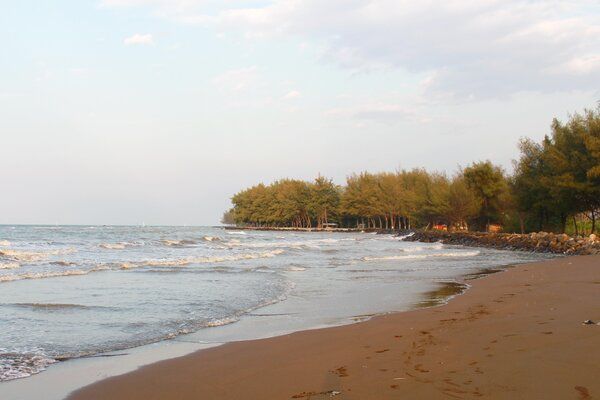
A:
582,320,596,325
292,390,341,399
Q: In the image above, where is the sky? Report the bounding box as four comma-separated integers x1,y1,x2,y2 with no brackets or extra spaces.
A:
1,0,599,225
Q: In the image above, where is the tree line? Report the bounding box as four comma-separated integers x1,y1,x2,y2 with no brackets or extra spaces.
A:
224,106,600,234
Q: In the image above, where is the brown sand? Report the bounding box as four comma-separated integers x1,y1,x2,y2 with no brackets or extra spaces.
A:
68,255,600,400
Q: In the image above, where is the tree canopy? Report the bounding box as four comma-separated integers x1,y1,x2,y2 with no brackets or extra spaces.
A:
226,105,599,234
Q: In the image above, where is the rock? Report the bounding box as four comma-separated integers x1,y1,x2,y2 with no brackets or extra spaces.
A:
402,230,597,255
582,320,596,325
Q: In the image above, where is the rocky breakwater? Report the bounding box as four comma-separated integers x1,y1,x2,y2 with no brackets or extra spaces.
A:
403,231,600,255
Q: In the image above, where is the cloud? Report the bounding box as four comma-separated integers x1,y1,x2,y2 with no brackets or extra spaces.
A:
103,1,600,98
212,66,259,92
282,90,300,100
326,102,419,125
123,33,154,46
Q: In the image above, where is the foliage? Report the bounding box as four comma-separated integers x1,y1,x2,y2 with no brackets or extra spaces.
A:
512,105,600,233
229,105,600,233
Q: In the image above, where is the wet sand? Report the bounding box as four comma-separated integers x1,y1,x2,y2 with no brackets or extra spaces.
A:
68,255,600,400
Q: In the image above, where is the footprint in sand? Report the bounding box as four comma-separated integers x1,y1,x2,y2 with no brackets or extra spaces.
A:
575,386,591,399
330,366,349,377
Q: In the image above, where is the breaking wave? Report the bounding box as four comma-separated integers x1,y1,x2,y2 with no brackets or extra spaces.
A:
363,251,481,261
0,267,110,283
0,262,19,270
99,243,125,250
161,239,198,247
403,243,444,252
0,352,56,381
0,248,76,262
136,249,285,268
9,303,100,311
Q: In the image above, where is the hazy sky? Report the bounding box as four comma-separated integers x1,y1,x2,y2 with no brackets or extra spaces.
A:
1,1,599,225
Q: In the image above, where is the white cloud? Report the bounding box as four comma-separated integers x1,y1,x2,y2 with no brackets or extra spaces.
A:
123,33,154,46
282,90,300,100
326,102,419,124
212,66,259,92
103,0,600,98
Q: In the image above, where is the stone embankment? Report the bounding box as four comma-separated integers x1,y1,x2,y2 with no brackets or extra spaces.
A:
403,231,600,255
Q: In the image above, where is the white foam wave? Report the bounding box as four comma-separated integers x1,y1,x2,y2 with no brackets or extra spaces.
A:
397,232,415,240
99,243,126,250
0,240,11,246
130,250,286,269
224,238,339,249
0,248,76,262
0,266,109,283
286,266,306,272
205,316,239,327
0,262,19,270
363,251,480,261
0,352,56,381
227,231,247,235
403,243,444,252
161,239,197,247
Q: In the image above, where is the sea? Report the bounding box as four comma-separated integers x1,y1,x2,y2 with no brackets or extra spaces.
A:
0,225,552,382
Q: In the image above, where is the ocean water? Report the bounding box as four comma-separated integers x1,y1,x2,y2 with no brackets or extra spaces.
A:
0,226,551,382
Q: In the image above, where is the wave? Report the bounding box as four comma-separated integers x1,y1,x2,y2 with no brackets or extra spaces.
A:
49,261,76,266
227,231,247,235
397,232,415,240
403,243,444,252
0,240,10,246
286,266,306,272
1,249,286,281
363,251,480,261
99,242,141,250
9,303,98,311
0,262,19,270
202,236,220,242
224,238,339,249
0,248,76,262
204,316,239,327
120,250,286,269
0,352,56,381
161,239,197,247
99,243,126,250
0,266,109,283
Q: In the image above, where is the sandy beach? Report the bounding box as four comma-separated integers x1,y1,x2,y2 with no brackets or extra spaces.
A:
67,254,600,400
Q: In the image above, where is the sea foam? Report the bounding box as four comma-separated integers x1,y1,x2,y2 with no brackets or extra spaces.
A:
363,251,480,261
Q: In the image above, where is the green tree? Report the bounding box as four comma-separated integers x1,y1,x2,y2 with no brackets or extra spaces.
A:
309,176,341,227
463,161,508,230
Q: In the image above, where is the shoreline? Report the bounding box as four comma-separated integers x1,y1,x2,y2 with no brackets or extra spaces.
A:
67,254,600,399
1,233,538,399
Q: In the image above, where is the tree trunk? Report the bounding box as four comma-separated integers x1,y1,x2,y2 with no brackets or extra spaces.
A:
519,212,525,234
